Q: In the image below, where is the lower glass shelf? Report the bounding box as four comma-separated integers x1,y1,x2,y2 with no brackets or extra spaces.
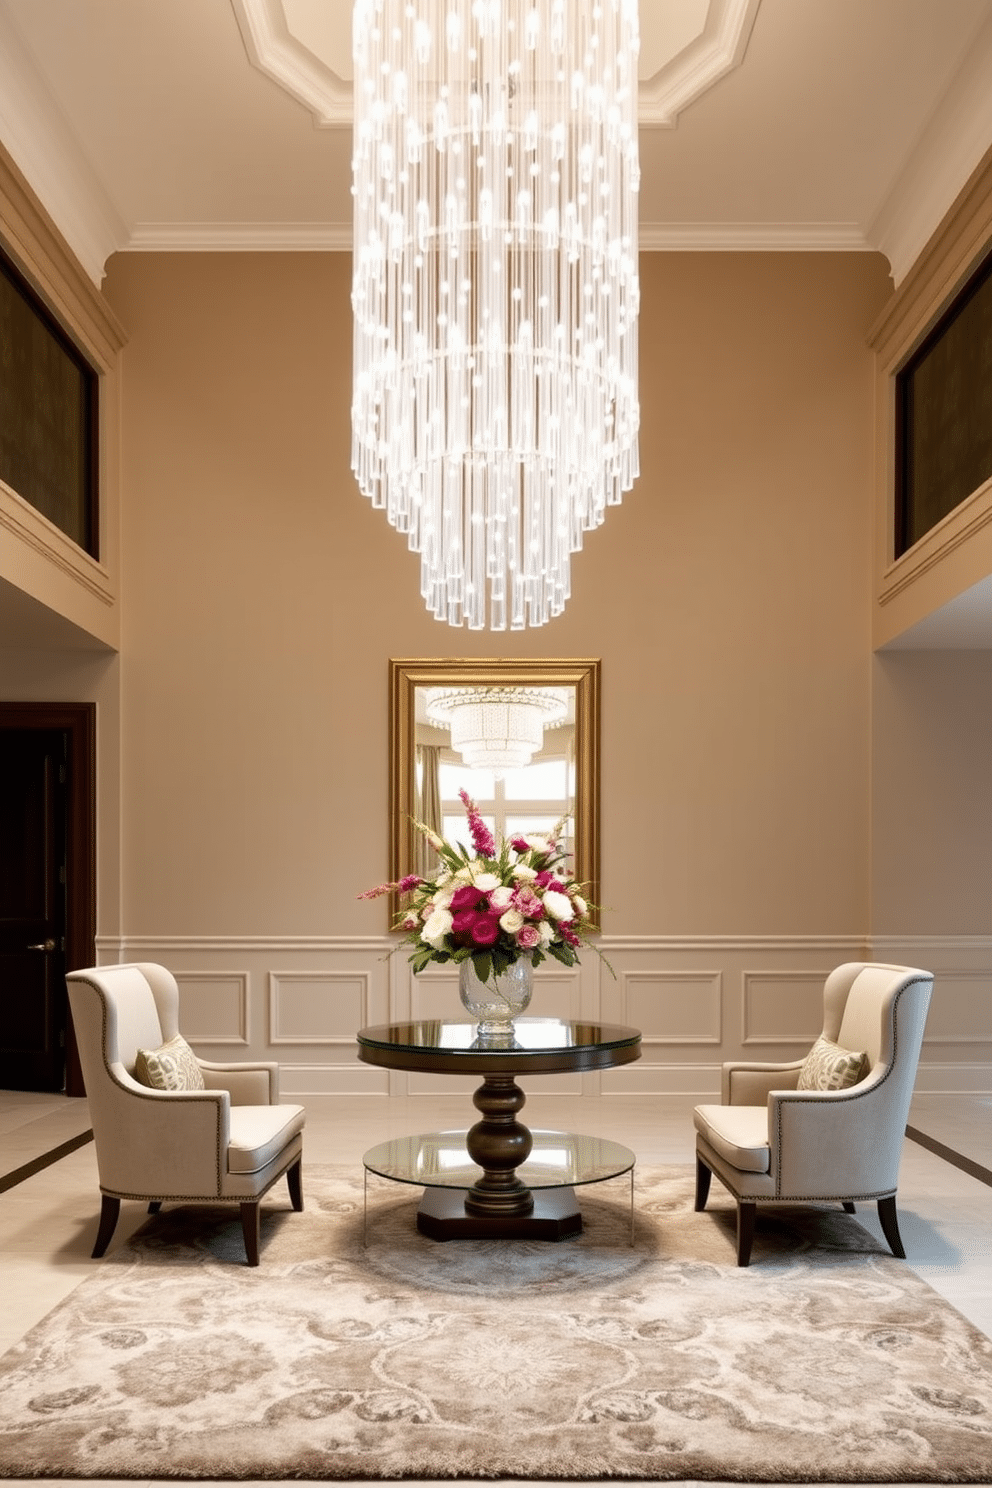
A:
363,1128,635,1190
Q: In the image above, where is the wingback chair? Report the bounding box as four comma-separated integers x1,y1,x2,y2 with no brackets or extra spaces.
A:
693,962,933,1266
66,962,306,1266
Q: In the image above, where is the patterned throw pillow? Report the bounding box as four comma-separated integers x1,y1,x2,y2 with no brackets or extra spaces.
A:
798,1034,868,1092
134,1034,205,1092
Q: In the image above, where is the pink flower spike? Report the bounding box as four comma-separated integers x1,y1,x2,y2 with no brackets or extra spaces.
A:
357,882,397,900
459,788,496,858
397,874,424,894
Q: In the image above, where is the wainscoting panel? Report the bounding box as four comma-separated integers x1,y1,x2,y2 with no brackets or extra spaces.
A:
174,971,249,1046
741,970,828,1045
94,934,992,1096
268,971,369,1045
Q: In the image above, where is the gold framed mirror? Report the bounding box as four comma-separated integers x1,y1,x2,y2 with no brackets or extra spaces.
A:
390,658,601,919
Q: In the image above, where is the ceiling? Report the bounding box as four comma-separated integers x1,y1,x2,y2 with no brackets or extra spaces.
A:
1,0,992,288
2,0,992,649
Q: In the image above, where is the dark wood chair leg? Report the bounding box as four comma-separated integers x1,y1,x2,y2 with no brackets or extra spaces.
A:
286,1158,303,1212
841,1201,856,1213
736,1201,756,1266
92,1194,121,1258
148,1200,162,1213
694,1155,712,1211
240,1201,261,1266
877,1195,906,1258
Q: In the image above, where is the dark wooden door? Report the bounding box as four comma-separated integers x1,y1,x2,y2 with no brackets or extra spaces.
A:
0,729,68,1090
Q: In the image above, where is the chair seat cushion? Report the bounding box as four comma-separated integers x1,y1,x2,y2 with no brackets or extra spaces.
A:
228,1104,306,1174
694,1104,770,1173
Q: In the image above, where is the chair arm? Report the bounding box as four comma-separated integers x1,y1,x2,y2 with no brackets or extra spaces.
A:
723,1060,802,1105
93,1067,231,1197
768,1072,900,1199
199,1061,279,1104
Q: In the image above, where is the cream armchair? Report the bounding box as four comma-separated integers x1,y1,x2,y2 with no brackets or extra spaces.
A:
66,962,305,1266
693,962,933,1266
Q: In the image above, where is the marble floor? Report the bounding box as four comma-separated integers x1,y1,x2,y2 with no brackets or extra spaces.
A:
1,1086,990,1487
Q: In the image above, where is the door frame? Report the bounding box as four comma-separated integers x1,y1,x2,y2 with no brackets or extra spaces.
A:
0,701,95,1095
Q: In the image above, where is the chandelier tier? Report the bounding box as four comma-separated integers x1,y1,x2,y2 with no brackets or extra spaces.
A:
425,686,569,771
351,0,640,630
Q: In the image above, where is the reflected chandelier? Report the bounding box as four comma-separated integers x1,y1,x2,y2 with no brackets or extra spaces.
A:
425,685,569,771
351,0,640,630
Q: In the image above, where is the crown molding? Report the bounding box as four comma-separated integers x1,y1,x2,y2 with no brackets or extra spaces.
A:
231,0,762,132
122,219,872,257
230,0,350,127
867,8,992,286
639,0,762,128
638,221,871,254
0,5,125,284
126,220,354,253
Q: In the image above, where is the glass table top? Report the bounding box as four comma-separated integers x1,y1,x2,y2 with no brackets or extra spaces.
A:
363,1129,636,1190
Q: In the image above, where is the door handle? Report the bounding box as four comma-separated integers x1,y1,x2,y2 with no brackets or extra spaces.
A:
27,939,57,952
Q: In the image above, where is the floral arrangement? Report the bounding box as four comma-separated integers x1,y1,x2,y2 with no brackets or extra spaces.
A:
359,789,596,984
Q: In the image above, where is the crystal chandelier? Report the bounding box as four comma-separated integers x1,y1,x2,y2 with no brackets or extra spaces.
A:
351,0,640,630
425,686,569,771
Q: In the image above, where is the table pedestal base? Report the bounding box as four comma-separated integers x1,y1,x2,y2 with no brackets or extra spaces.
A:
416,1184,583,1241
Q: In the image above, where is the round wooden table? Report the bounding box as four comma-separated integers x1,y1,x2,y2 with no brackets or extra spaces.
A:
356,1016,642,1240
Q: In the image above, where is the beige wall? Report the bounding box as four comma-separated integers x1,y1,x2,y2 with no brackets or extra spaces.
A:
872,650,992,935
102,249,892,942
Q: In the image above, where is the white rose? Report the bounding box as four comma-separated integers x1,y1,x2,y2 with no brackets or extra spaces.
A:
572,894,588,918
512,865,537,882
474,872,501,892
434,884,455,909
422,908,453,949
499,908,524,934
538,920,554,945
489,886,514,910
525,835,551,854
542,889,574,921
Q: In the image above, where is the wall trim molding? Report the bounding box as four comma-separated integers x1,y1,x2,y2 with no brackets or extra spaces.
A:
95,933,989,1097
97,931,991,959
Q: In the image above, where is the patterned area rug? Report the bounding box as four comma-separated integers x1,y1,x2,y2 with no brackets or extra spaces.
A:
1,1164,991,1481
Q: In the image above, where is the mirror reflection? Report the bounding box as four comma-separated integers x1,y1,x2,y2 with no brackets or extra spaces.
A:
390,659,600,917
414,685,576,877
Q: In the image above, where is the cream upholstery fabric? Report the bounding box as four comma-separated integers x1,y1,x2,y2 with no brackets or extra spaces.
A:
693,962,933,1265
693,1105,770,1173
66,962,305,1264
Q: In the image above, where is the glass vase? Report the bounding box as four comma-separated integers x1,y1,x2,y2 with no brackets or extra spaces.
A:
459,956,533,1038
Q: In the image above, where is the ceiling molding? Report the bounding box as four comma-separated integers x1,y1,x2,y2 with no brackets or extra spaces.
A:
230,0,350,127
127,221,354,253
638,221,870,254
0,4,125,284
230,0,762,133
123,219,871,257
867,8,992,286
639,0,762,128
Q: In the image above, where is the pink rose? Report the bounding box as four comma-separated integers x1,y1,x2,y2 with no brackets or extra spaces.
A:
516,924,541,949
513,888,543,918
471,915,500,946
451,884,485,911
